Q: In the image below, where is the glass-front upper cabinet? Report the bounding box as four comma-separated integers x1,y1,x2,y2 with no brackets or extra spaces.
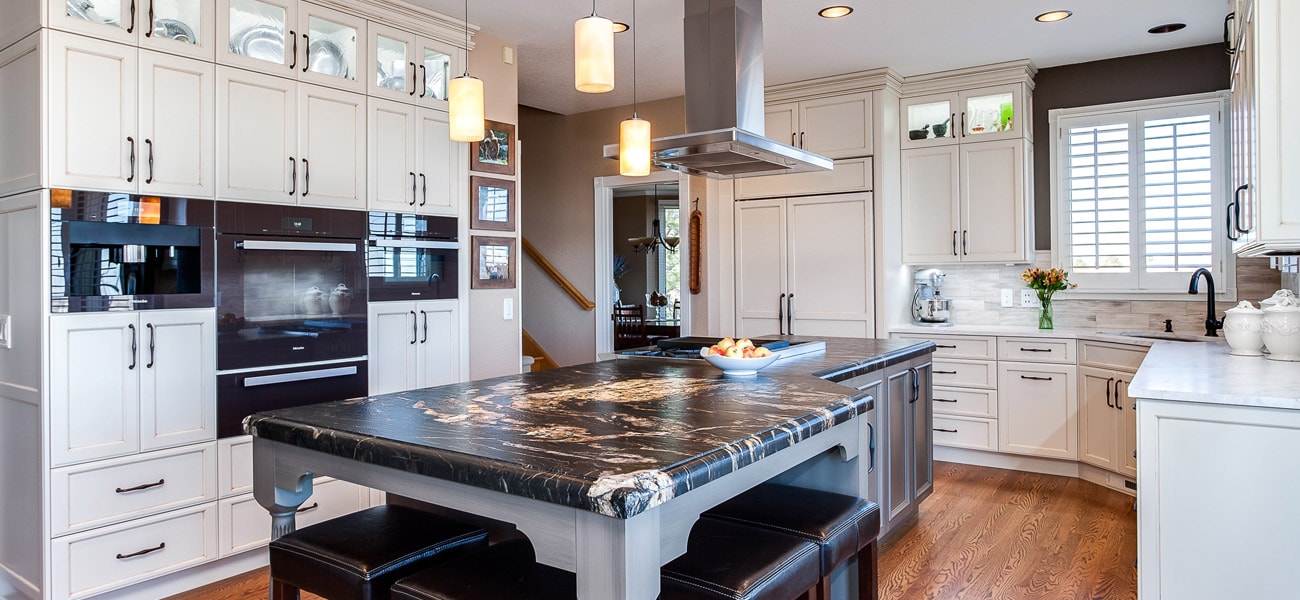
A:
54,0,215,59
901,83,1028,149
368,23,458,109
218,0,296,75
421,42,452,106
297,4,365,93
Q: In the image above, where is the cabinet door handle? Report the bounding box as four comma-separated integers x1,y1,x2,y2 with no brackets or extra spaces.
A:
409,310,417,344
419,64,427,98
296,502,320,513
951,230,958,256
126,137,136,183
419,173,427,206
1227,199,1240,241
935,344,956,349
1105,377,1114,408
777,293,785,335
302,33,310,72
1233,184,1250,234
301,158,309,197
410,172,418,206
126,0,136,34
960,111,966,137
144,139,154,184
950,113,956,138
288,30,297,70
962,230,969,255
791,132,796,146
932,370,956,375
786,293,794,335
1115,380,1124,411
866,422,875,474
1020,375,1053,381
288,157,296,195
145,0,153,37
128,324,137,370
910,367,919,403
934,397,958,403
116,542,164,560
934,428,958,433
409,61,417,95
145,323,155,369
420,310,428,343
115,478,164,493
1224,13,1237,54
799,131,805,148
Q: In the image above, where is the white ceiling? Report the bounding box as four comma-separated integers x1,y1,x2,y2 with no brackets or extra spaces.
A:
409,0,1232,116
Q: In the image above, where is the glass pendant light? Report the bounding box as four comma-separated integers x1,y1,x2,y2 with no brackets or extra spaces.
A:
619,0,650,176
449,0,485,142
575,0,615,93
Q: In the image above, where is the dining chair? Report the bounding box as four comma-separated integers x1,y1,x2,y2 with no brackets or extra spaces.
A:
613,304,648,350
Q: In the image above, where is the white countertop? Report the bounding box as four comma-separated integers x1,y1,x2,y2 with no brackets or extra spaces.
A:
889,323,1218,347
1128,342,1300,411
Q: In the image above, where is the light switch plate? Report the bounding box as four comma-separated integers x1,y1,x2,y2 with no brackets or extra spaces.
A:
1000,289,1014,307
503,298,514,320
0,315,10,348
1020,289,1040,308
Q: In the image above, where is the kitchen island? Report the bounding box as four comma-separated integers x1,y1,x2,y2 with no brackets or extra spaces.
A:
246,337,934,599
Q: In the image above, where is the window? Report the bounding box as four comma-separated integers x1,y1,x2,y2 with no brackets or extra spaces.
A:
656,201,681,312
1052,93,1230,294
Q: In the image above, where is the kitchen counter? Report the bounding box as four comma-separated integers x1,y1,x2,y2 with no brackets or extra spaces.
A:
1128,341,1300,410
245,336,932,518
890,323,1221,346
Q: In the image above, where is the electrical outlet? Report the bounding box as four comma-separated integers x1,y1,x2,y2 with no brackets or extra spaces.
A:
1020,289,1040,308
0,315,9,349
1000,289,1014,307
503,298,514,320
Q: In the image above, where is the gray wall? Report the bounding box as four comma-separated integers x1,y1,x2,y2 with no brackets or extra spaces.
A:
1032,44,1230,249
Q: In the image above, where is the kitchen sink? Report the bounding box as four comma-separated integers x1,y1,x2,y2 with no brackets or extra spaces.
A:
1099,331,1216,342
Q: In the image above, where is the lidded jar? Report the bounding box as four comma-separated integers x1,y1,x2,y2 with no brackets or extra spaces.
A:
1223,301,1265,356
1262,296,1300,362
1260,289,1297,310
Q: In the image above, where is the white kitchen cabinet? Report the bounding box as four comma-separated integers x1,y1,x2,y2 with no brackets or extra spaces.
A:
900,83,1028,149
734,193,874,339
217,0,297,75
49,0,216,60
997,361,1077,460
765,92,873,159
368,97,453,214
297,82,366,208
138,49,215,197
218,477,370,557
901,138,1031,264
367,22,457,111
1078,366,1124,472
296,2,366,93
368,299,460,395
0,36,41,196
50,309,215,467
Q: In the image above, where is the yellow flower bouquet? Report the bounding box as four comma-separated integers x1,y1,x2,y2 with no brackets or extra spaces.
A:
1021,267,1076,329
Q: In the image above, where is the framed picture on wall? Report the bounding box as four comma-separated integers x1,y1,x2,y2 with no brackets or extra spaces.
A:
470,236,516,289
469,120,516,176
469,176,516,231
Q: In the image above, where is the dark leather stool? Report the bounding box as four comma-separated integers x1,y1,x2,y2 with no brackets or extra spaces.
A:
390,539,575,600
269,504,489,600
702,483,881,600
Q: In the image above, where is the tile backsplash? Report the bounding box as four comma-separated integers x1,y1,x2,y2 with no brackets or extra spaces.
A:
924,256,1281,333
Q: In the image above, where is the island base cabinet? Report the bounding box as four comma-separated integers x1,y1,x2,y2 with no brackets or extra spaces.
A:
1138,399,1300,599
881,358,933,535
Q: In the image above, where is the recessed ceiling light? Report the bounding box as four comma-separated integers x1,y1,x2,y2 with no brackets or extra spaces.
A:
1035,10,1073,23
1148,23,1186,34
612,21,629,33
818,6,853,18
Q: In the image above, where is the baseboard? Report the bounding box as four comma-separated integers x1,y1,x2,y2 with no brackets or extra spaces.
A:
1078,463,1137,497
90,549,268,600
936,446,1081,477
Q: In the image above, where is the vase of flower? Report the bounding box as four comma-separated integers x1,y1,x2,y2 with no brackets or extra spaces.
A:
1022,267,1075,330
612,254,628,307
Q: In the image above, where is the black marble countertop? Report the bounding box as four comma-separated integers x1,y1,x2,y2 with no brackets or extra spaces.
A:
245,336,934,518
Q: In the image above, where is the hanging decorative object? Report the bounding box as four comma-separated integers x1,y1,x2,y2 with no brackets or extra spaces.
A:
629,219,679,254
619,0,651,176
449,0,485,142
574,0,615,93
689,198,702,294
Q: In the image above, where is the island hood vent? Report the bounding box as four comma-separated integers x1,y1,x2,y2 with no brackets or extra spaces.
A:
603,0,833,179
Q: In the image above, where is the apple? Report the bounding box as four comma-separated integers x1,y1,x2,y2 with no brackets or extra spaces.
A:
717,337,736,351
709,345,725,355
725,346,743,358
753,347,773,358
734,338,755,350
742,347,755,358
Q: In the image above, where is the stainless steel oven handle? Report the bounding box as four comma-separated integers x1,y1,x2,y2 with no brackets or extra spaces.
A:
236,240,358,252
369,239,460,250
242,366,358,388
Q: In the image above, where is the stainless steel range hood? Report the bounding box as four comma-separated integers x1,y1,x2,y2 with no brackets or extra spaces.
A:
603,0,832,179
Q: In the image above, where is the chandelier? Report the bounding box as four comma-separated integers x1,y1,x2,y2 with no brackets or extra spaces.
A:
629,219,679,254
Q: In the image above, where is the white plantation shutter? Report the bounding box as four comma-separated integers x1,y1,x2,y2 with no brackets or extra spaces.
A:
1054,96,1226,293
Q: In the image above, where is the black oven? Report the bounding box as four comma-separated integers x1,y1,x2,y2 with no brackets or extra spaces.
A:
50,190,215,312
366,212,459,302
215,202,369,437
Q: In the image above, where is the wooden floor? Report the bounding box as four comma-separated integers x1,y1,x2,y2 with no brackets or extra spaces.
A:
174,462,1136,600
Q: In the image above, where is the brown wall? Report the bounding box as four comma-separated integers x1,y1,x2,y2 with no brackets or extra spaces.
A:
1031,44,1230,249
518,97,686,366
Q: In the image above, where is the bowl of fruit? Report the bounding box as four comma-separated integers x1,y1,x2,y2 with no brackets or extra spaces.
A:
700,337,779,376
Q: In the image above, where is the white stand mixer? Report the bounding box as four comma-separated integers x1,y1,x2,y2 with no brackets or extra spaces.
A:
911,268,952,326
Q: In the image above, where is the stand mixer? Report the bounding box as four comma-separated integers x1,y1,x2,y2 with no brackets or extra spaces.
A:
911,268,952,326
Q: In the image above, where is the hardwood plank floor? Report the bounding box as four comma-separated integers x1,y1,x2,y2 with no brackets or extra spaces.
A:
173,462,1136,600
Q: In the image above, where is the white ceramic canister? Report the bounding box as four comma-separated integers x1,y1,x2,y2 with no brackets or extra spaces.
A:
329,283,352,315
1262,296,1300,361
1223,301,1265,356
301,285,326,315
1260,289,1297,310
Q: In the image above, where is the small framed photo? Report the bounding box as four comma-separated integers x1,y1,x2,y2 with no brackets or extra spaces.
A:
469,120,516,176
470,236,515,289
469,176,515,232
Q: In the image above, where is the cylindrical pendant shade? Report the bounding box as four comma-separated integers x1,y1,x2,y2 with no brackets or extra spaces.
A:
448,75,485,142
575,15,614,93
620,117,651,176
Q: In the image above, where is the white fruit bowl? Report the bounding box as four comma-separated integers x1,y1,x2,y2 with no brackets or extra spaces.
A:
699,348,779,376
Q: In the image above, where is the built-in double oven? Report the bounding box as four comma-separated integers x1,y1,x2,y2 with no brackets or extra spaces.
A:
214,204,369,437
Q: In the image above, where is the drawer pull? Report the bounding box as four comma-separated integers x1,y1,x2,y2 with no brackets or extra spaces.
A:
1019,347,1051,352
115,479,165,494
934,428,958,433
934,398,958,403
116,542,165,560
1020,375,1053,381
933,370,957,375
296,502,320,513
935,344,957,349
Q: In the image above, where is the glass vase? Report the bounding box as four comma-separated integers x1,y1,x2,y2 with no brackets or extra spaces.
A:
1037,292,1054,330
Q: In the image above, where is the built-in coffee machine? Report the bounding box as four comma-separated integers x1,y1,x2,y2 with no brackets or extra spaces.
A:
911,268,952,326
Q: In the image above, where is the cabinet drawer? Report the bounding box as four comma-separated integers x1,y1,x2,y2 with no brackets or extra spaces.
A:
1080,341,1147,372
931,358,996,389
998,337,1076,363
895,334,995,360
218,435,253,498
52,443,217,536
933,416,997,451
218,478,371,557
51,503,218,600
931,386,997,418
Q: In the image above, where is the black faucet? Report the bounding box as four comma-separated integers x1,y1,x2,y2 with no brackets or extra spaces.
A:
1187,268,1223,337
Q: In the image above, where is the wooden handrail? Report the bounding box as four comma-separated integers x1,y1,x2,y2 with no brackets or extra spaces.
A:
521,237,595,311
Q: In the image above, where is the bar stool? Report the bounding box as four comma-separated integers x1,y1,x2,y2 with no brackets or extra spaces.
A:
268,504,489,600
701,483,881,600
391,518,820,600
